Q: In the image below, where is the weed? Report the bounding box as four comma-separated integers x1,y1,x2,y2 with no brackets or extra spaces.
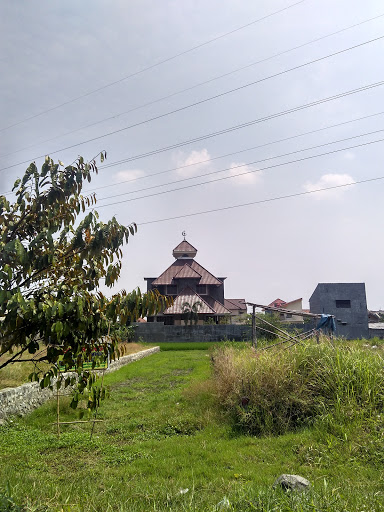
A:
212,341,384,435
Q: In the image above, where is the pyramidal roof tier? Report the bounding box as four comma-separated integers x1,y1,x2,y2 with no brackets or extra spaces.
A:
152,259,222,286
172,239,197,259
163,287,215,315
173,264,202,279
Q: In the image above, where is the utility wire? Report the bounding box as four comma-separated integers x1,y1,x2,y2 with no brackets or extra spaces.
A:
95,128,384,201
3,11,383,160
1,35,384,173
136,175,383,225
96,80,384,168
93,136,384,208
0,0,307,133
86,110,384,193
3,111,384,197
4,110,384,197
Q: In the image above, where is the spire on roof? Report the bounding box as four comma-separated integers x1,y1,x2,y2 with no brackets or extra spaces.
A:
172,239,197,259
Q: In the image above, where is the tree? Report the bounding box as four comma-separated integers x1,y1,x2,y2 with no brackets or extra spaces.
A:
181,301,202,326
0,154,171,402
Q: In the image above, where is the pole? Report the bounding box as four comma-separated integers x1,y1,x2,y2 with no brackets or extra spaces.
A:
56,381,60,438
252,305,257,349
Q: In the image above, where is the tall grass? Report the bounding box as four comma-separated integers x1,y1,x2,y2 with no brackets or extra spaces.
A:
212,342,384,435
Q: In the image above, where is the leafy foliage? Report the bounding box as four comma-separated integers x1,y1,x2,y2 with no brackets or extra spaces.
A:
0,154,171,403
246,312,284,340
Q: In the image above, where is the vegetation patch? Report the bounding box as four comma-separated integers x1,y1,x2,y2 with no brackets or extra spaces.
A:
1,348,384,511
0,343,146,390
212,342,384,435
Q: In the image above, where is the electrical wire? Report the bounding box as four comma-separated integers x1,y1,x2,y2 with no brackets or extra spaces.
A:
3,11,383,161
97,80,384,167
94,128,384,202
92,135,384,208
137,175,384,225
3,110,384,197
2,75,384,175
86,112,384,193
0,0,307,133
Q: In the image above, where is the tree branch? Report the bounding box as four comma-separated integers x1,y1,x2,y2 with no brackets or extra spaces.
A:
0,343,32,370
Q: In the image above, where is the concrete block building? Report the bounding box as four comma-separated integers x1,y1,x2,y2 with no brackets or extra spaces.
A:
309,283,369,339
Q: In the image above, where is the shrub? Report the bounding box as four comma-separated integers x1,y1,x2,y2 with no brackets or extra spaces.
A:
211,342,384,435
109,324,136,342
245,313,284,340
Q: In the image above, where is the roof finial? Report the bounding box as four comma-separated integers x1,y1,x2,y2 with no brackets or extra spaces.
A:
182,230,186,240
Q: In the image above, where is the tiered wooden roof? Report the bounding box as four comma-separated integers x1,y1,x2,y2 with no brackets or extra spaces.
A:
152,259,222,286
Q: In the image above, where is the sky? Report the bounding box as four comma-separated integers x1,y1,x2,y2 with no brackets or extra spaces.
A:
1,0,383,310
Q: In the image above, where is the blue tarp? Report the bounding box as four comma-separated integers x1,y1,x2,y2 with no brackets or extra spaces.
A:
316,314,336,333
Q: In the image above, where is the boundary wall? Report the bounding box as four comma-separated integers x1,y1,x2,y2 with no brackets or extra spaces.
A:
134,323,252,343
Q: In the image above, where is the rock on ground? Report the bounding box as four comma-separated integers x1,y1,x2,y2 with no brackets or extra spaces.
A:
273,474,311,492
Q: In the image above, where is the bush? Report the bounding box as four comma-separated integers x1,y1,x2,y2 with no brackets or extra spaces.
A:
109,324,136,342
212,342,384,435
245,313,284,340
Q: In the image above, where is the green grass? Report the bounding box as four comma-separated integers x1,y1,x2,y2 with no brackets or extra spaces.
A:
0,343,146,390
143,341,250,351
1,348,384,511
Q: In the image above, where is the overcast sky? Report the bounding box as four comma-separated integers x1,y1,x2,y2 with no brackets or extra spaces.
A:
1,0,383,310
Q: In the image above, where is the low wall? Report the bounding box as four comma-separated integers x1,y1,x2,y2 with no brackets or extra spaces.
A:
369,327,384,339
0,347,159,423
134,323,252,343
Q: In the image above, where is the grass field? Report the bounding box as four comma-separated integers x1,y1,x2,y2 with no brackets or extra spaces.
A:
1,345,384,511
0,343,146,390
143,341,250,351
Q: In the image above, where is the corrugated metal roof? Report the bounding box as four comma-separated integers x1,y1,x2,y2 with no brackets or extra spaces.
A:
173,240,197,254
190,260,222,285
224,299,247,312
173,264,202,279
163,288,215,315
205,296,231,315
152,259,222,286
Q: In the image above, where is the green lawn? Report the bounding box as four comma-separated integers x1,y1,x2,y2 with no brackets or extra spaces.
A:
1,349,383,511
0,343,146,390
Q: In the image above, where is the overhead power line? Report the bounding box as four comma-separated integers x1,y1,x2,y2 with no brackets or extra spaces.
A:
96,80,384,167
2,80,384,176
3,11,383,160
86,110,384,193
137,175,384,225
93,135,384,208
0,0,307,133
2,35,384,176
95,128,384,202
4,111,384,197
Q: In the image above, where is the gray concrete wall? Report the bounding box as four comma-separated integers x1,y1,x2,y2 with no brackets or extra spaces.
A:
0,347,159,423
134,323,251,343
310,283,369,339
369,327,384,339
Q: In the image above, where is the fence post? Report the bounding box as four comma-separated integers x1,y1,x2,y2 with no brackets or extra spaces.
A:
252,305,257,349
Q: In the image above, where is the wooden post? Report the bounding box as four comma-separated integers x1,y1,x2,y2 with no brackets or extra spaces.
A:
252,305,257,349
56,382,60,438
